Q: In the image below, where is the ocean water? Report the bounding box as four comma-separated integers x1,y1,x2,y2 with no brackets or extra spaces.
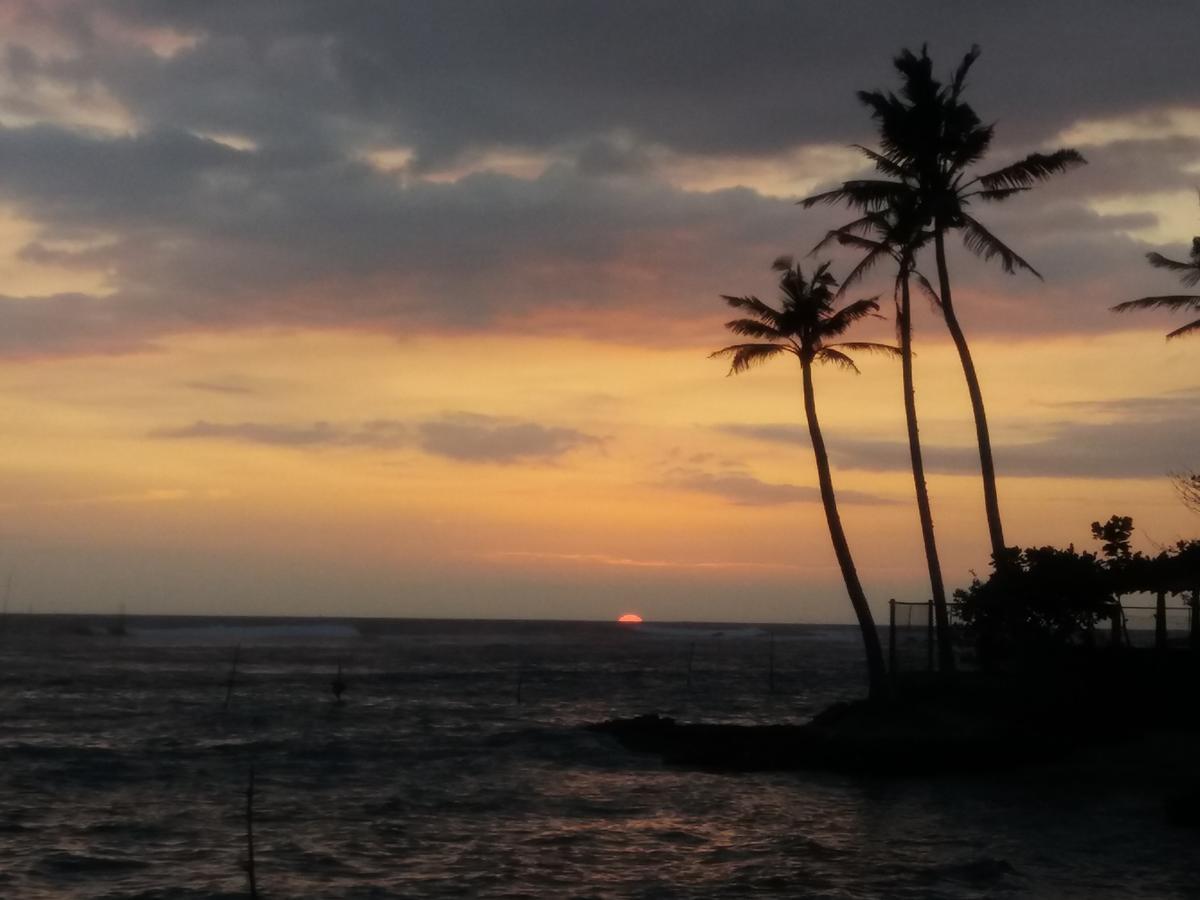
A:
0,616,1195,899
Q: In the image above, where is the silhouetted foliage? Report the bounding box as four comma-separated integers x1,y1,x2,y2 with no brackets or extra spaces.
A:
956,515,1200,665
1158,540,1200,596
711,257,895,375
1112,194,1200,339
1090,515,1134,560
1087,515,1146,610
954,544,1117,665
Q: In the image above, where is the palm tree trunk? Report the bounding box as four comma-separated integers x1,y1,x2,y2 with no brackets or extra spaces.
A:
801,357,887,698
899,270,955,673
934,230,1007,563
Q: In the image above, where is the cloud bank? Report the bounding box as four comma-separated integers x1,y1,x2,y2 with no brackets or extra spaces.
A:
151,413,600,463
0,1,1195,356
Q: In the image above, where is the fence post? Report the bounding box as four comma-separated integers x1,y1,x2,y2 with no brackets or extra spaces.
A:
1156,590,1168,651
888,598,897,677
926,600,934,672
1191,588,1199,650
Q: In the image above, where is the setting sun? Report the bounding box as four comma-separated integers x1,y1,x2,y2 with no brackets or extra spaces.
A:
617,613,644,623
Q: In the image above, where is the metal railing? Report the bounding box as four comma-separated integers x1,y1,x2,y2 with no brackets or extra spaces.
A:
888,595,1198,675
888,598,935,675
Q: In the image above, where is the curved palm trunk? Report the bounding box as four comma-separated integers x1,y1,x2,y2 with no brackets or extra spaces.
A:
801,357,887,698
899,270,955,673
934,230,1007,562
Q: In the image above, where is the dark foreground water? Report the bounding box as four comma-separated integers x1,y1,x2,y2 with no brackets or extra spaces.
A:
0,616,1195,899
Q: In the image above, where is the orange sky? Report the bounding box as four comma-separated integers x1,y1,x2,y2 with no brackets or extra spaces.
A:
1,321,1196,621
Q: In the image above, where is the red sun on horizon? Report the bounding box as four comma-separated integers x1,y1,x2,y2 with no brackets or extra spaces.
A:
617,613,643,623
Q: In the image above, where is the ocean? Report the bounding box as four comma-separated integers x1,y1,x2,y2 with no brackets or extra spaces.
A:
0,616,1195,898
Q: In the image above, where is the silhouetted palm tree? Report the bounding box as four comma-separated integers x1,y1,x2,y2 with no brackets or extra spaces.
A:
1112,196,1200,338
803,45,1085,563
818,204,955,672
712,257,899,697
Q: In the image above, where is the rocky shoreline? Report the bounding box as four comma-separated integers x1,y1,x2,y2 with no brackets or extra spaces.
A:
588,652,1200,825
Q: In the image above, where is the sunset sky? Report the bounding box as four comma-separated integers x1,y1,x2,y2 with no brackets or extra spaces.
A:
1,1,1198,621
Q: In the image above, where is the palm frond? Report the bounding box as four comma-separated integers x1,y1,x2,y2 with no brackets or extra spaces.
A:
949,44,982,100
832,340,903,359
800,180,909,211
724,318,784,340
949,123,995,171
720,294,783,328
1146,252,1200,287
852,144,911,179
838,242,893,294
960,213,1041,277
824,298,882,336
911,269,942,310
976,149,1086,191
893,46,937,107
1166,317,1200,340
814,347,859,373
826,230,891,258
969,187,1030,203
770,255,795,272
1111,294,1200,314
811,262,837,286
709,342,791,375
811,215,882,254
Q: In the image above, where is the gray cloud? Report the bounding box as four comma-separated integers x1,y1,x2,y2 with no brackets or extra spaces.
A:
182,380,257,396
416,413,602,463
660,467,893,506
149,420,406,447
719,391,1200,480
23,1,1199,165
0,3,1194,357
0,122,805,355
1063,137,1200,199
151,413,599,463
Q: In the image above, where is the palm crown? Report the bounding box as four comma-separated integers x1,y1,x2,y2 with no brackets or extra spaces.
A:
1112,197,1200,339
802,45,1085,277
711,257,899,373
814,202,940,306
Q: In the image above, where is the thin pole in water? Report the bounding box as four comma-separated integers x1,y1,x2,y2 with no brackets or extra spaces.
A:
245,764,258,899
685,641,695,693
332,661,347,703
767,631,776,695
224,645,240,711
515,664,524,705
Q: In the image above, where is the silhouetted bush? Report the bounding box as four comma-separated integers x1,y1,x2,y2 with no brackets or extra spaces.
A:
954,545,1117,666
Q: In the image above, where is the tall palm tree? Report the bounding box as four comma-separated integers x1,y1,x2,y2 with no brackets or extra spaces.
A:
712,257,899,698
1112,196,1200,338
803,45,1085,564
817,205,955,672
